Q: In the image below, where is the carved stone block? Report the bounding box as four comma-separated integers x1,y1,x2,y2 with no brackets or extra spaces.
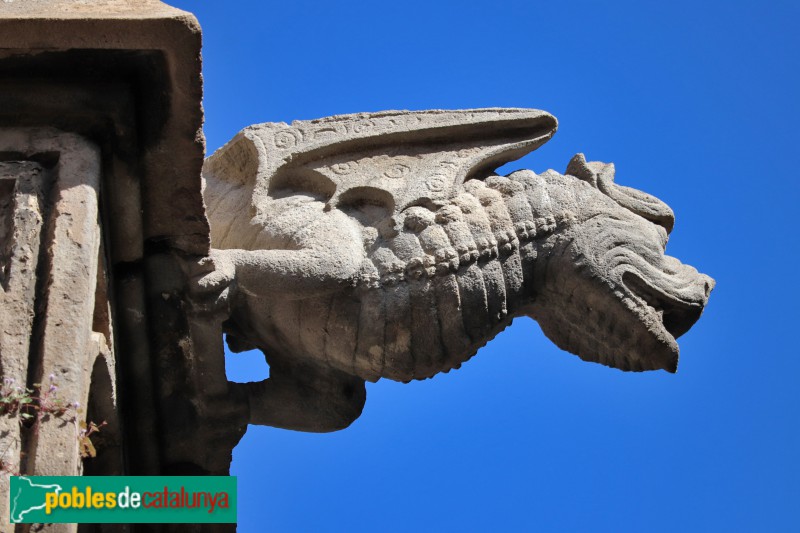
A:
0,129,124,528
197,108,715,434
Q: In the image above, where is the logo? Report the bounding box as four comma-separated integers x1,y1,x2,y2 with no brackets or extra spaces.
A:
9,476,236,524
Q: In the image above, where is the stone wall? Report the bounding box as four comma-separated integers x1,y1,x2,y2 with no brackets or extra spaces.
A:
0,2,242,531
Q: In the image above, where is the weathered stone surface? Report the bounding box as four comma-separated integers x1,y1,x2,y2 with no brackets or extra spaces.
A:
0,129,124,530
199,108,714,432
0,158,47,525
0,0,216,481
0,0,207,257
0,0,182,18
0,0,225,514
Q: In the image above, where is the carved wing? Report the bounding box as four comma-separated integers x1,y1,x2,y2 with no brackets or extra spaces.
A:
202,108,557,246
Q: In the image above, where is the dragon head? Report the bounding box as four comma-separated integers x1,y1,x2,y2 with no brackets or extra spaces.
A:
529,154,714,372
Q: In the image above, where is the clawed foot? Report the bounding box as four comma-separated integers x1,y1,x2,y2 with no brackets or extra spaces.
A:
184,249,237,311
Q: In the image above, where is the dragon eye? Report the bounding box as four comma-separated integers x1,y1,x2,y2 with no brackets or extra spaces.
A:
268,169,336,202
337,186,395,226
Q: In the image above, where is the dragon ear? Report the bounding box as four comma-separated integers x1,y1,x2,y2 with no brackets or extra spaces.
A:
565,153,613,187
566,153,675,234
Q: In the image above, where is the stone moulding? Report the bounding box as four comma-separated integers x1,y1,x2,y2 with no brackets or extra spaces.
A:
0,0,215,489
0,127,123,526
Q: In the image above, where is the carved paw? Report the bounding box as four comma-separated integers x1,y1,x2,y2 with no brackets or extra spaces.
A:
199,250,236,289
186,249,237,310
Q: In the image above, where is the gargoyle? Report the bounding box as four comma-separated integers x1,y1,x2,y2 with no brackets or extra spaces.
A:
195,108,713,432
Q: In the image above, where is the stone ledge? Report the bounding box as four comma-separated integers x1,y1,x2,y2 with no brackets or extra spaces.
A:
0,0,208,256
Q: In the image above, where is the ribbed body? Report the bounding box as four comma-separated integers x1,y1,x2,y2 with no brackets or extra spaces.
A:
234,173,573,382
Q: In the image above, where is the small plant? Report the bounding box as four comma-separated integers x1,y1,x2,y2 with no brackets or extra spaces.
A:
78,420,107,459
36,375,75,418
0,377,35,421
1,375,105,466
0,375,79,423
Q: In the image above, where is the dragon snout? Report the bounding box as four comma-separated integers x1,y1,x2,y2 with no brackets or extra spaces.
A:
703,274,715,297
622,260,714,341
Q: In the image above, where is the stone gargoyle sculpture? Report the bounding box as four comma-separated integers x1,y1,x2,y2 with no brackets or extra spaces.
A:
193,108,714,432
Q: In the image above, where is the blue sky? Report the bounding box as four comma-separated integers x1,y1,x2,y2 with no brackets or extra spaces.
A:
169,1,799,531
